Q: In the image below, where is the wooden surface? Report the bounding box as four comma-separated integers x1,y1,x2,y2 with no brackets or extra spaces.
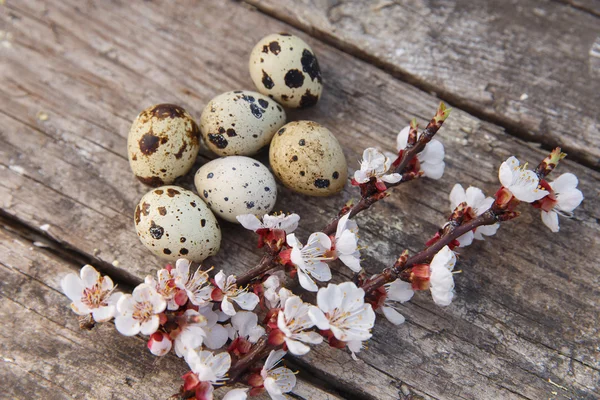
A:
246,0,600,169
1,0,599,399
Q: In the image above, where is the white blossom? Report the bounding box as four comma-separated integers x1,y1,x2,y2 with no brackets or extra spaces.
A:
173,309,207,357
145,268,180,310
287,232,333,292
237,213,300,233
173,259,213,306
381,279,414,325
184,350,231,385
396,126,445,179
541,173,584,232
277,292,323,355
498,156,548,203
261,350,297,400
263,274,283,309
353,147,402,185
226,311,266,344
115,283,166,336
449,184,500,247
61,265,121,322
308,282,375,343
197,306,230,350
334,213,361,272
429,246,457,306
215,271,260,316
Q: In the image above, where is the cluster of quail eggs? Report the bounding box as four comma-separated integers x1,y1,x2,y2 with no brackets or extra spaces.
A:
127,33,348,263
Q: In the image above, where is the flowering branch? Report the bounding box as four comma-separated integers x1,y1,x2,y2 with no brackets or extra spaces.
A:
59,102,584,400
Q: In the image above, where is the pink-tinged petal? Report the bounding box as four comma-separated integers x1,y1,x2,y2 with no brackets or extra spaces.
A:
465,186,485,208
221,297,236,316
284,338,311,355
308,306,330,330
101,275,114,291
232,292,259,311
236,214,263,231
541,210,560,233
214,270,227,291
550,173,578,193
339,254,362,272
92,305,115,322
297,269,318,292
80,265,100,288
139,315,160,335
339,282,365,313
396,125,410,151
222,388,248,400
386,280,414,303
382,306,406,325
456,230,474,247
203,323,229,350
380,173,402,184
316,283,342,313
449,184,466,210
131,283,153,302
116,294,135,314
115,315,140,336
149,333,172,356
420,160,445,180
61,273,84,302
557,189,583,212
175,258,191,278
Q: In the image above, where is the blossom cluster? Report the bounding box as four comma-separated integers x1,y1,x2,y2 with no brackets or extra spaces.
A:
60,106,583,399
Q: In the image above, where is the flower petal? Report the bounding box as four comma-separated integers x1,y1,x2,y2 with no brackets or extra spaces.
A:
541,210,560,233
80,265,100,288
382,306,406,325
92,305,116,322
223,388,248,400
316,283,342,314
396,125,410,151
236,214,263,231
308,306,330,330
284,338,311,355
140,315,160,335
61,273,84,302
297,269,318,292
115,315,140,336
232,292,259,311
449,184,466,210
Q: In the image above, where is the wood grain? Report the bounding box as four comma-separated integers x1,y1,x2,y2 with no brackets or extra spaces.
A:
1,0,599,399
245,0,600,169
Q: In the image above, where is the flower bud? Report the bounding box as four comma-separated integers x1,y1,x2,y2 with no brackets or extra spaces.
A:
147,332,172,356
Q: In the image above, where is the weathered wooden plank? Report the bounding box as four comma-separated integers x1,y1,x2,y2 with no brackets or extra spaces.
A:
0,0,599,399
244,0,600,169
0,225,341,400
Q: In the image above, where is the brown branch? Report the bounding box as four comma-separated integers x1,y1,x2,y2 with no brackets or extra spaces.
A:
236,253,277,287
227,337,276,383
361,210,498,293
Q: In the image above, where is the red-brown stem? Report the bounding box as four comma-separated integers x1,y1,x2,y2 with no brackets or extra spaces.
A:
361,210,498,293
227,337,277,383
236,253,277,287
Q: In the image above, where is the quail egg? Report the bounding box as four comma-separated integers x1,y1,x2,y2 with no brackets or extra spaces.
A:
200,90,286,156
128,104,200,186
249,33,322,109
269,121,347,196
194,156,277,223
134,185,221,262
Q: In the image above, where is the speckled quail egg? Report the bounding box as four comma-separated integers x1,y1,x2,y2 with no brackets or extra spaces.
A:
128,104,201,186
134,185,221,262
194,156,277,223
200,90,286,156
269,121,347,196
249,33,322,109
